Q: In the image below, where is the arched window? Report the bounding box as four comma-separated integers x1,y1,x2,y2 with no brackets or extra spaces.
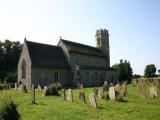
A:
21,59,26,79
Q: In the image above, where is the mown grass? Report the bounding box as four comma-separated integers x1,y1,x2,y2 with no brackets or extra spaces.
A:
0,84,160,120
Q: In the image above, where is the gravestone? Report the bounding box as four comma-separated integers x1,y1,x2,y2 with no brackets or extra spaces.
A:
139,80,146,97
109,85,115,100
60,89,65,101
115,84,120,93
93,88,98,98
66,89,73,102
38,84,42,93
31,85,36,104
153,79,159,88
79,91,86,103
103,81,108,91
114,83,123,101
19,83,24,92
132,78,137,86
79,83,84,92
98,87,104,99
150,86,157,98
15,83,17,90
42,86,47,96
89,93,97,108
120,83,127,97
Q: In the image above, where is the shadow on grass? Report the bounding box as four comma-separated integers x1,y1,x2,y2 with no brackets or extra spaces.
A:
117,99,128,103
97,106,105,110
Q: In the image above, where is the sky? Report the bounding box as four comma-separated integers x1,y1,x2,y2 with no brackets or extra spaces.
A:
0,0,160,75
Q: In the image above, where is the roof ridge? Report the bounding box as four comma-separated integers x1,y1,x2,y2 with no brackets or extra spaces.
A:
26,40,57,47
61,39,101,50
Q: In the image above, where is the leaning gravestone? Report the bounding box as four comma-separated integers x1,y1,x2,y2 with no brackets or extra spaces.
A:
60,89,66,101
66,89,73,102
93,88,98,98
79,91,86,103
89,93,97,108
109,86,115,100
31,85,36,104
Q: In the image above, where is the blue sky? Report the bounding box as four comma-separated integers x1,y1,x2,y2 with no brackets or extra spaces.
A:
0,0,160,75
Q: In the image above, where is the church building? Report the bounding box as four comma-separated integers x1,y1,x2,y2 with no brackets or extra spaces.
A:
17,29,117,88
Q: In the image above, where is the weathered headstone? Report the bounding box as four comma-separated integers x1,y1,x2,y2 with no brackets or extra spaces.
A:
93,88,98,98
38,84,42,93
60,89,65,101
98,87,104,99
15,83,17,90
109,85,115,100
139,80,146,97
66,89,73,102
153,79,159,88
150,86,157,98
132,78,137,86
120,83,127,97
103,81,108,91
114,84,120,93
19,83,24,92
42,86,47,96
31,85,36,104
89,93,97,108
114,83,123,101
79,83,84,92
79,91,85,103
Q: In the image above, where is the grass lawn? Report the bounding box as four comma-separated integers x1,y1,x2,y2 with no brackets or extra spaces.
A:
0,84,160,120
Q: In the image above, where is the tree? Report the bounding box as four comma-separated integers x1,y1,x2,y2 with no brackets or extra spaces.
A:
144,64,156,78
112,59,133,83
0,40,22,83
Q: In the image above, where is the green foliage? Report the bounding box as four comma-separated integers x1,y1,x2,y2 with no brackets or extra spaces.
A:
0,40,21,83
0,93,20,120
112,59,133,83
144,64,156,78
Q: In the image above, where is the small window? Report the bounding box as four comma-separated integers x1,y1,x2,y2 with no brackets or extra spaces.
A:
21,59,26,79
54,72,59,82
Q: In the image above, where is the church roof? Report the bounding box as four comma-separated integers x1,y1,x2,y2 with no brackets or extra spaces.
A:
60,39,106,58
25,40,69,68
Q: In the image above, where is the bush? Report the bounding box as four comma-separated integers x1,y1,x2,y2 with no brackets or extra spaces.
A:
44,82,62,96
0,93,20,120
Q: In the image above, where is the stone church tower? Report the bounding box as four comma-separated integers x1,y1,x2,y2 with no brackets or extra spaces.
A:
96,29,110,67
